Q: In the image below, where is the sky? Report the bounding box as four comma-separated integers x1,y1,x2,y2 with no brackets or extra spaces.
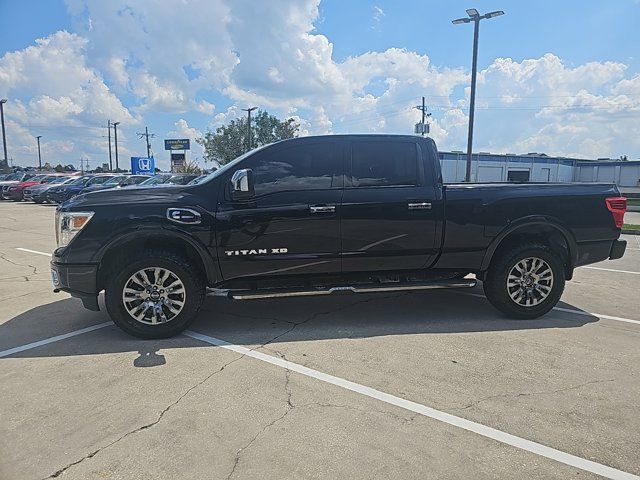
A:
0,0,639,171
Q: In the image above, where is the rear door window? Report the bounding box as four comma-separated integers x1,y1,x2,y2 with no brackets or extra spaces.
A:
351,141,420,187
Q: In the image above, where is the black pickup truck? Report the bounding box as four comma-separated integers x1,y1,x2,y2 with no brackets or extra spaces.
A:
51,135,627,338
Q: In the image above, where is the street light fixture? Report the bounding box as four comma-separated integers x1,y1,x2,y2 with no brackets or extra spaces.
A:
452,8,505,182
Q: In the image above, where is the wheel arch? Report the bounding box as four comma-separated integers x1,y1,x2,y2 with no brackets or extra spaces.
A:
96,228,220,291
480,216,578,280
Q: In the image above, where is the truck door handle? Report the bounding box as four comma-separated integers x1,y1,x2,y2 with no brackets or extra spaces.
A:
408,202,432,210
310,205,336,213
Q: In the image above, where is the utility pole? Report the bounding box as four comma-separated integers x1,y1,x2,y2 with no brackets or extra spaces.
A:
0,99,8,171
36,135,43,170
414,96,431,136
241,107,258,151
137,126,155,158
107,120,113,171
80,157,90,174
452,8,504,182
112,121,120,171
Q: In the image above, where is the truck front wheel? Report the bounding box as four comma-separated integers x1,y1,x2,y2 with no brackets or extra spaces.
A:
105,250,206,338
483,243,565,319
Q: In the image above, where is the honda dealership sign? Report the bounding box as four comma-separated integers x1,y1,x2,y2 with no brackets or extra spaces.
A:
131,156,155,175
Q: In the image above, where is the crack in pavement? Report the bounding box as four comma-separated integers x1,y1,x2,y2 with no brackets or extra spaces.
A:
42,353,247,479
43,292,411,479
0,252,39,276
454,379,615,411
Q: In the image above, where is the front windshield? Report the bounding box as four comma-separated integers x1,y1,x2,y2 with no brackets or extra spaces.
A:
167,175,196,185
140,174,170,185
4,173,22,181
103,175,126,186
68,175,92,185
87,176,110,185
51,176,70,184
198,144,273,184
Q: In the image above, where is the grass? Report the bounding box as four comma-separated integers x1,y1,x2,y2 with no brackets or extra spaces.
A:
623,223,640,231
627,198,640,207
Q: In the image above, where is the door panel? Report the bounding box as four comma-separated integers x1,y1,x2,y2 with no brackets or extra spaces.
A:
216,141,344,280
340,140,440,272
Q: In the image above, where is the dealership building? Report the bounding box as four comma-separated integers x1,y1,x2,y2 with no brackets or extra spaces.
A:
439,151,640,193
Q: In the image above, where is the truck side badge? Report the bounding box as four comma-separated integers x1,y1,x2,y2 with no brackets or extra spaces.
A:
167,208,202,224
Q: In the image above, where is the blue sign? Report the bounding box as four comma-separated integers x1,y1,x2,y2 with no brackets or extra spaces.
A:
164,139,190,150
131,156,155,175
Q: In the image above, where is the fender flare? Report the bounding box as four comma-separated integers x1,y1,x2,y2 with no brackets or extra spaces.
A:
94,226,221,285
479,216,578,274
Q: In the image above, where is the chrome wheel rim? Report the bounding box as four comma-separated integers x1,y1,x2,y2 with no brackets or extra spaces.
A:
122,267,186,325
506,257,554,307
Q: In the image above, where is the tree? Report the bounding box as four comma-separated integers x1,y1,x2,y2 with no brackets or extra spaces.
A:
176,159,202,174
54,164,65,173
620,155,628,161
197,110,299,165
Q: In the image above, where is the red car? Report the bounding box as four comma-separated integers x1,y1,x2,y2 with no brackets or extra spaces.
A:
1,175,59,201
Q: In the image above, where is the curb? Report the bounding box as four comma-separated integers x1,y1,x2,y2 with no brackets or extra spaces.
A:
622,229,640,235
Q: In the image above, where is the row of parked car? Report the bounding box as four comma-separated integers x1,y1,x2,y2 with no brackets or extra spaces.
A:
0,172,205,204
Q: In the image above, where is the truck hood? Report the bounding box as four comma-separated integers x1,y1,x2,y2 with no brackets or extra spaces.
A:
62,184,210,209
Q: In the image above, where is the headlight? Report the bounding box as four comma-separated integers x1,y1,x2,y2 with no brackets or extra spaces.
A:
55,211,94,248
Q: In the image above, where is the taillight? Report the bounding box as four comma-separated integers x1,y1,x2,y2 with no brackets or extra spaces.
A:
605,197,627,229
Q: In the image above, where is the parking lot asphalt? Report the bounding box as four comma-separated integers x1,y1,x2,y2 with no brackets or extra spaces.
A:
1,201,639,480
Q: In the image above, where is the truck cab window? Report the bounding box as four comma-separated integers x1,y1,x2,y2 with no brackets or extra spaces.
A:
249,143,341,196
351,141,419,187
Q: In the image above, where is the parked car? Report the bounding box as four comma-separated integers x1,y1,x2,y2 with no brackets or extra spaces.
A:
0,172,36,199
139,173,199,186
81,174,151,194
24,176,76,203
2,174,58,201
187,174,209,185
46,174,115,204
51,135,627,338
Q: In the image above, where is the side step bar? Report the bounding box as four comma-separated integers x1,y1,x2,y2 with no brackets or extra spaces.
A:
209,278,476,300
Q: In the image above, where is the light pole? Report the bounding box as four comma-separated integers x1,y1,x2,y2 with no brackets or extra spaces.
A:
0,99,8,170
107,120,113,171
112,121,120,171
36,135,43,170
452,8,504,182
241,107,258,151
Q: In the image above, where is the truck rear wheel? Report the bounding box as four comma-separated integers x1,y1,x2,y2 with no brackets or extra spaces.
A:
483,243,565,319
105,250,206,338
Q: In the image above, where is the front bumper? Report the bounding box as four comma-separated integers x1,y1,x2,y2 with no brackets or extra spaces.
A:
51,260,100,311
46,191,71,203
4,188,23,200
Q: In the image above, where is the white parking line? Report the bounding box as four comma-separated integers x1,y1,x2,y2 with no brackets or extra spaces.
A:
16,247,52,257
583,266,640,276
184,330,638,480
0,322,111,358
460,292,640,326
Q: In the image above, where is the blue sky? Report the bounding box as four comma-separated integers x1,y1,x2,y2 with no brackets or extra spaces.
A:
1,0,639,170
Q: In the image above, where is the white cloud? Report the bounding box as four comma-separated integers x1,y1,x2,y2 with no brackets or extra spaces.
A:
1,0,639,168
0,30,135,166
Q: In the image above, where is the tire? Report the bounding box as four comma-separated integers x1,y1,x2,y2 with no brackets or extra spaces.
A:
105,249,206,338
34,198,44,204
483,243,565,319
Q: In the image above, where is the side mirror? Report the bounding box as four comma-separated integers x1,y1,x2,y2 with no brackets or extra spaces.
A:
230,169,254,200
